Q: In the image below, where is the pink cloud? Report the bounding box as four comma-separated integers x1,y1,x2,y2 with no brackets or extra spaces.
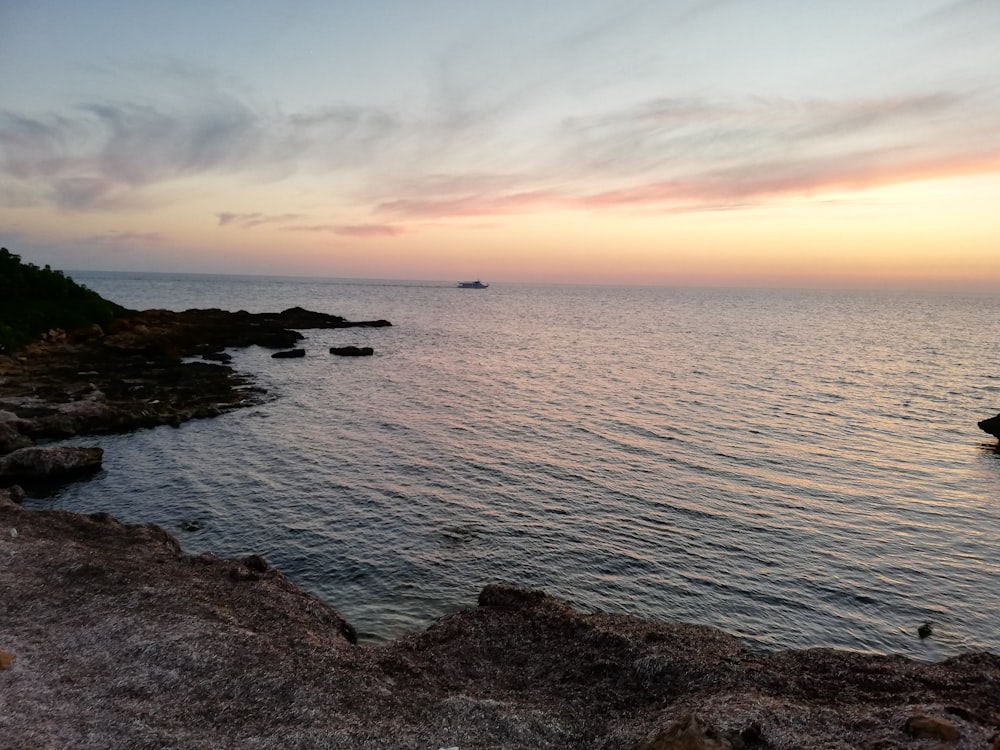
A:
216,212,303,228
284,223,405,237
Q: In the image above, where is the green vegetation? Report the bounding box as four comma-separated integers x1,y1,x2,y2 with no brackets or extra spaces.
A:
0,248,131,353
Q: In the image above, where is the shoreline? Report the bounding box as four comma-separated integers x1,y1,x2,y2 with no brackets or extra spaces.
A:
2,308,999,748
2,487,998,749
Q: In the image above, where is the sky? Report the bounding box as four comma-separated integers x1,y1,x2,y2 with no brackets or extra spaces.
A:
1,0,998,288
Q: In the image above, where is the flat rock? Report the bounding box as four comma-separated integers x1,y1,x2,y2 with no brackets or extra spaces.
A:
329,346,374,357
0,445,103,486
271,348,306,359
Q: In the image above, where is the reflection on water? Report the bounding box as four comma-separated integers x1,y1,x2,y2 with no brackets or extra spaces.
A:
41,273,1000,659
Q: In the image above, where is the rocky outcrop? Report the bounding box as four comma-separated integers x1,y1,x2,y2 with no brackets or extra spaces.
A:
0,445,103,488
271,348,306,359
978,413,1000,440
2,504,998,750
330,345,374,356
0,307,392,464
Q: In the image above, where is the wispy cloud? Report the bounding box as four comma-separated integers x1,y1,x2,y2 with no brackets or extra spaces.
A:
284,223,404,238
82,231,168,245
217,211,304,228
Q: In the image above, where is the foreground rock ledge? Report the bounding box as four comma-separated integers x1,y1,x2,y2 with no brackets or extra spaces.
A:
2,493,998,750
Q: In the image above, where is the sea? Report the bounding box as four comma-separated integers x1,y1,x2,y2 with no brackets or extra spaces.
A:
30,271,1000,661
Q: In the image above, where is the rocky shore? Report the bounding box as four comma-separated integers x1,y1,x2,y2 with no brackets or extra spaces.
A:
1,307,999,749
0,306,389,485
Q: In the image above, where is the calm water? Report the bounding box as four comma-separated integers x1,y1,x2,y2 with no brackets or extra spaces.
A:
35,272,1000,660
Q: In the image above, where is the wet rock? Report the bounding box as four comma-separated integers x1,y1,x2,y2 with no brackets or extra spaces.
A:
271,348,306,359
918,622,933,639
329,346,374,357
0,445,103,486
0,413,31,453
0,484,25,505
977,413,1000,439
636,713,732,750
0,307,391,448
903,715,960,741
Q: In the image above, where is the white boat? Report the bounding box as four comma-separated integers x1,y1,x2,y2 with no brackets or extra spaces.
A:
457,280,488,288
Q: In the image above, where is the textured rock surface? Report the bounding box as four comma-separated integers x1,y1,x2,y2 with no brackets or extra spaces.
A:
1,494,998,750
0,445,103,487
0,307,391,465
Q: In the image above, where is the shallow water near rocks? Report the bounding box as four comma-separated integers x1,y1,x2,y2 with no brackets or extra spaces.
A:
37,272,1000,659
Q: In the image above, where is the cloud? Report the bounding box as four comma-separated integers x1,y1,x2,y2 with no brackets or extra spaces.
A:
284,223,404,238
217,212,304,229
81,231,168,245
0,95,403,213
375,92,1000,219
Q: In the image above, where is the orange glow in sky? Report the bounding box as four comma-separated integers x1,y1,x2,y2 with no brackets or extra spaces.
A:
1,1,998,289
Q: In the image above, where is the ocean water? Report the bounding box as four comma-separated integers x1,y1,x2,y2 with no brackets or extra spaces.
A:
35,272,1000,660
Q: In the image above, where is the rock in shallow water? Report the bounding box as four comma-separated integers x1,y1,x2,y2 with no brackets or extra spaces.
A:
329,346,374,357
0,445,103,486
977,413,1000,439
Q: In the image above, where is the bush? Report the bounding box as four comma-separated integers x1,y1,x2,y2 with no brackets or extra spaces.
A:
0,248,131,353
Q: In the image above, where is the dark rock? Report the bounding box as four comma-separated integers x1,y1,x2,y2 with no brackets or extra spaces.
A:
903,715,960,741
0,306,391,449
636,713,732,750
977,413,1000,439
243,554,269,573
0,484,25,505
478,583,549,609
179,519,202,532
329,346,374,357
271,348,306,359
919,622,933,639
201,351,232,363
0,445,103,486
0,414,32,453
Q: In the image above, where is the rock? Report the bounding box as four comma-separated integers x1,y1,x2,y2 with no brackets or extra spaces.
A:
271,348,306,359
329,346,374,357
977,413,1000,439
0,415,32,453
0,650,12,670
992,733,1000,750
74,323,105,341
478,583,549,609
0,445,103,487
918,622,933,639
636,713,732,750
0,484,25,505
903,715,960,741
202,351,232,363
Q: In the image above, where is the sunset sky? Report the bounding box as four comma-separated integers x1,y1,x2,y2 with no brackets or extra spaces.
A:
1,0,998,288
